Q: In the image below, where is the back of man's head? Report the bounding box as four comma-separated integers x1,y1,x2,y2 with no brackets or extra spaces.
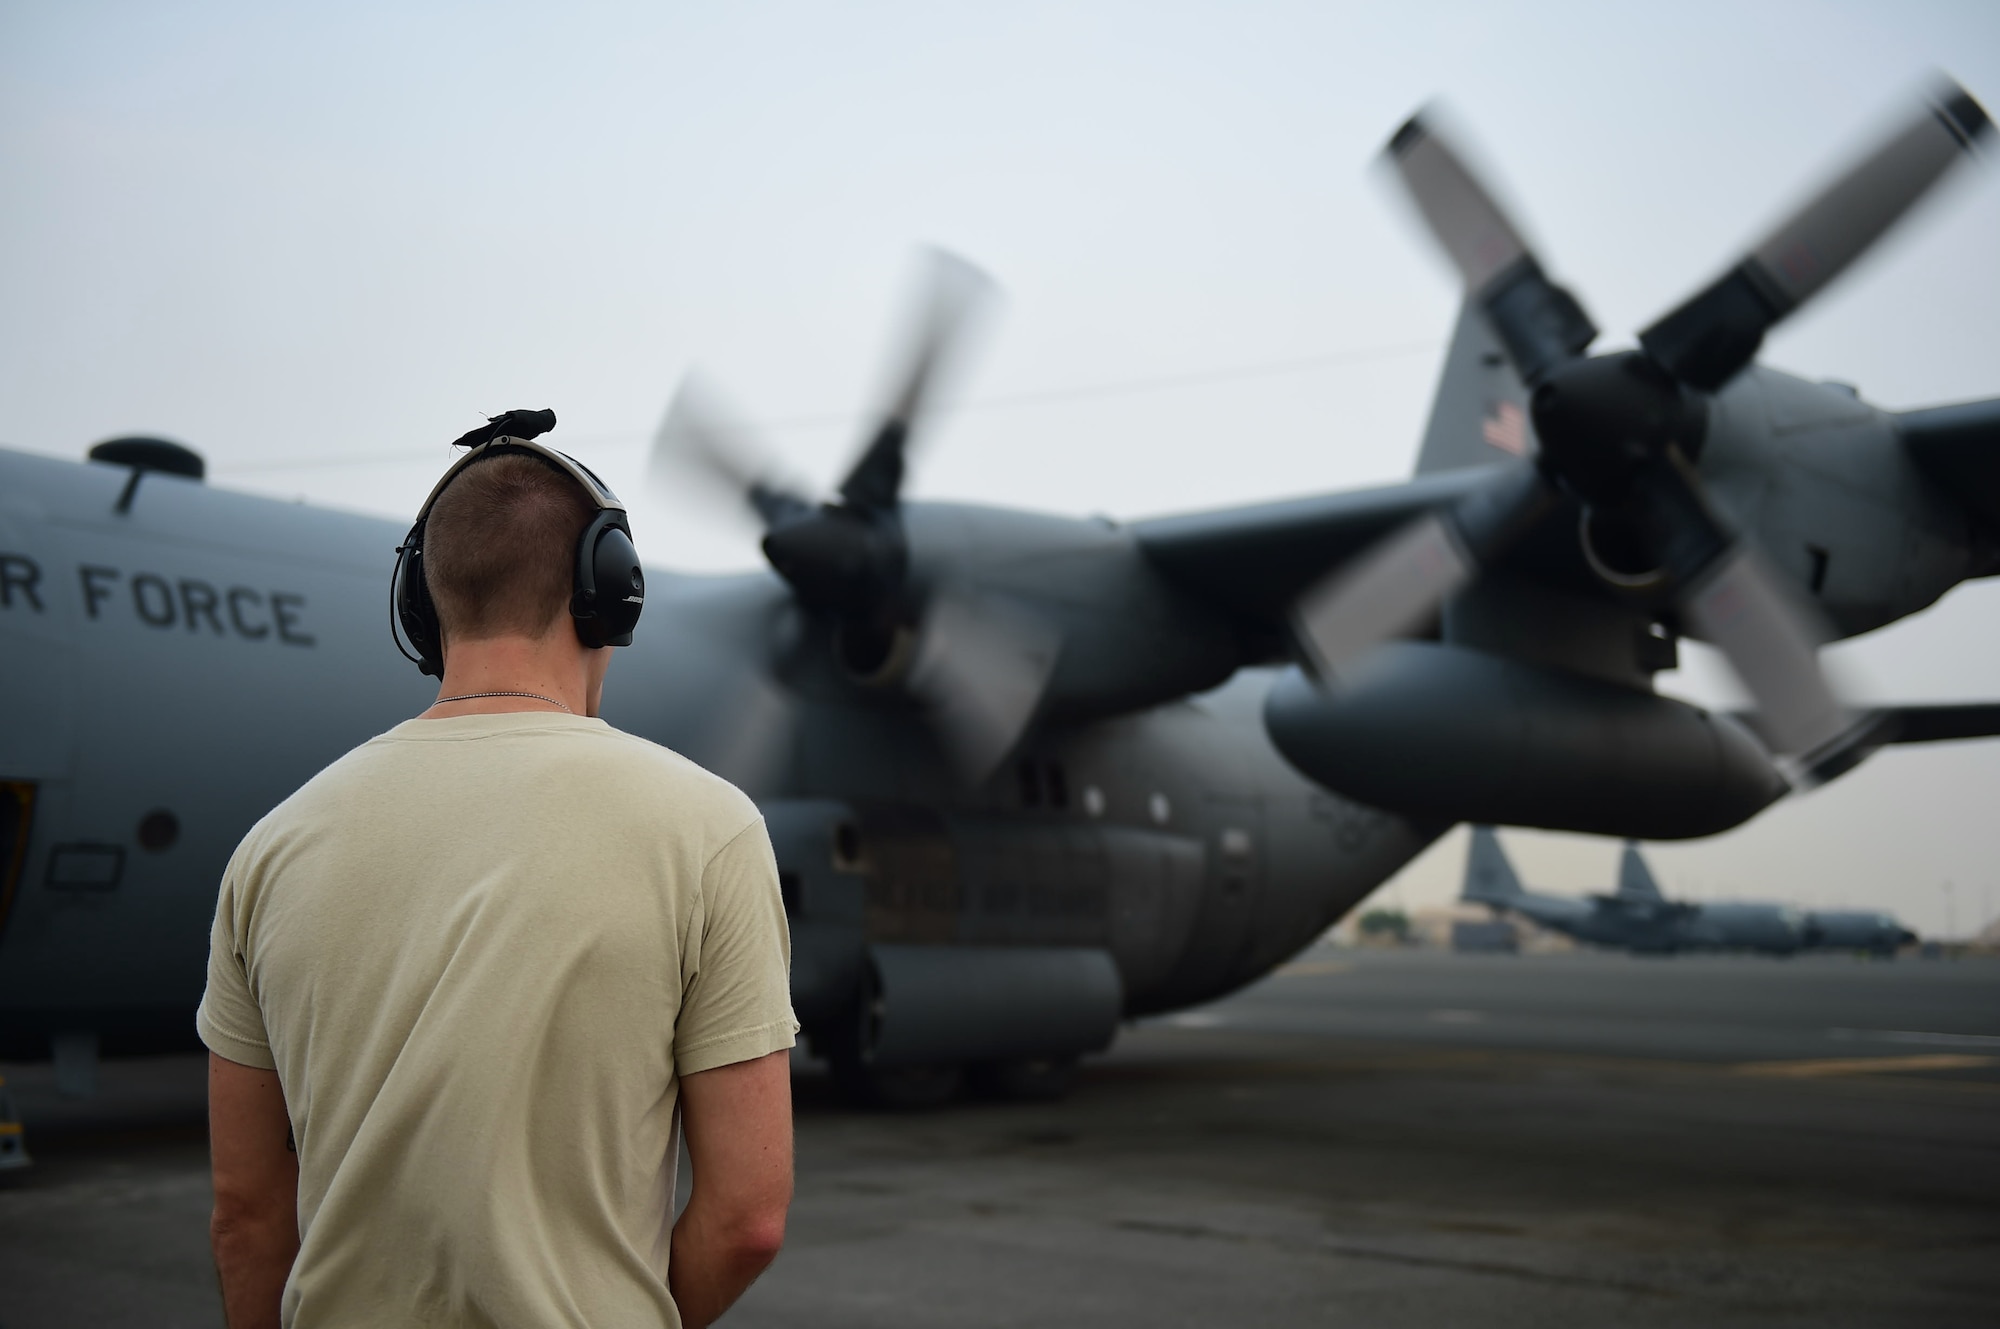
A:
425,453,596,644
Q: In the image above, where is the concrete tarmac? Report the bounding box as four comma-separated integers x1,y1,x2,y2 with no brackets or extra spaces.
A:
4,948,1997,1327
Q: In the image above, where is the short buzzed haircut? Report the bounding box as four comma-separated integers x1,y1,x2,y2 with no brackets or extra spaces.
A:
424,453,596,643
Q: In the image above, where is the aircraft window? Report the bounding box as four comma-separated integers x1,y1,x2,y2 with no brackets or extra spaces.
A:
1807,544,1830,596
138,810,179,851
1047,764,1069,810
1148,792,1171,826
1218,831,1251,897
1081,785,1106,818
1017,759,1042,808
832,821,865,871
778,872,802,916
46,845,123,891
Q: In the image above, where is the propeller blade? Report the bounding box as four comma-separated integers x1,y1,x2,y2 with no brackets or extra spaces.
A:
838,249,996,513
1606,450,1869,778
1679,544,1857,770
1641,78,1991,391
905,589,1060,782
649,373,813,530
1293,513,1472,683
1384,111,1596,386
1293,463,1560,683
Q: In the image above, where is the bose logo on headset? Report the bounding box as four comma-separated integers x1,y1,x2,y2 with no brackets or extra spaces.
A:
391,409,645,678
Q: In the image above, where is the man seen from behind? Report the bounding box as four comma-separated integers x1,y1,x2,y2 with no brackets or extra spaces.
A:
198,417,796,1327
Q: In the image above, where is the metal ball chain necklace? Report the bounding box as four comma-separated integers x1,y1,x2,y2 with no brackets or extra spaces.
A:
429,691,573,713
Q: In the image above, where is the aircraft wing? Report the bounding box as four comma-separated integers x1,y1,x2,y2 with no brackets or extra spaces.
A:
1869,703,2000,745
1729,703,2000,754
1131,467,1495,647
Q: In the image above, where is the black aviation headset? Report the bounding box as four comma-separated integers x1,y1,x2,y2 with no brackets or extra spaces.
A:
391,409,644,678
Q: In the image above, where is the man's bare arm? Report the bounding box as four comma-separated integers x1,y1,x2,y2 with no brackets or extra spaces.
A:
208,1052,300,1329
670,1049,793,1328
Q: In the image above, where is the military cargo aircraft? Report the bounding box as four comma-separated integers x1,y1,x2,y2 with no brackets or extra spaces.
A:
1461,825,1812,955
1460,827,1919,957
2,84,1998,1104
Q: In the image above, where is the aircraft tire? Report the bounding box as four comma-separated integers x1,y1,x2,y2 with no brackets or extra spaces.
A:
966,1056,1077,1102
827,1053,963,1110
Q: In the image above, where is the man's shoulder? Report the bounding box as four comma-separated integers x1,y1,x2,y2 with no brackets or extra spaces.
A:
582,724,764,835
233,725,417,845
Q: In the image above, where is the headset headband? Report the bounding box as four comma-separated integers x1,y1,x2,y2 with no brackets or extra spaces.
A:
409,435,626,528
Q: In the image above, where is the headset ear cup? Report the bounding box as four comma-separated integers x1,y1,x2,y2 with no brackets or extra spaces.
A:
572,513,644,649
394,540,444,677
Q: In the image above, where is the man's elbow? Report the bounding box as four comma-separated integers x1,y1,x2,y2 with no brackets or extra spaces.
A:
724,1208,788,1270
210,1191,295,1256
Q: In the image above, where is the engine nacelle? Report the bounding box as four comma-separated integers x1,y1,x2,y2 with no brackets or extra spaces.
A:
1263,644,1787,840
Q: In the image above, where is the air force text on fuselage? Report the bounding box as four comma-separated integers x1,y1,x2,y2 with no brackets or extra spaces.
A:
0,552,314,646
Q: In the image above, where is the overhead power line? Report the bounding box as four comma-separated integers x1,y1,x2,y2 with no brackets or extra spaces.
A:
220,337,1442,476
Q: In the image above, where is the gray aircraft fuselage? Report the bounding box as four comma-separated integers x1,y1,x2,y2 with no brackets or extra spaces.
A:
0,444,1432,1054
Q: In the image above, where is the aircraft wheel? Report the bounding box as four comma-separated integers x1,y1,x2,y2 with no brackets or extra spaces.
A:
828,1054,962,1110
967,1056,1077,1102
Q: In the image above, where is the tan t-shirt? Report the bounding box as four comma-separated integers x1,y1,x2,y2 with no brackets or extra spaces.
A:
197,711,797,1328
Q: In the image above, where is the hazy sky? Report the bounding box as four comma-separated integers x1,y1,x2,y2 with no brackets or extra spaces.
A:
4,1,1996,935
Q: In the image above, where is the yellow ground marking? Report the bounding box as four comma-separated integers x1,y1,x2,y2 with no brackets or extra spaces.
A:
1733,1054,1996,1079
1276,960,1352,977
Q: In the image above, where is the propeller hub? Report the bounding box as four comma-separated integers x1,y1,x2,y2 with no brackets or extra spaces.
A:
760,507,909,616
1530,351,1707,509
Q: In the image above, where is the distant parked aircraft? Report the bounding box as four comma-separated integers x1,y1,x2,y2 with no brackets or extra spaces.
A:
1462,827,1808,956
1803,910,1917,957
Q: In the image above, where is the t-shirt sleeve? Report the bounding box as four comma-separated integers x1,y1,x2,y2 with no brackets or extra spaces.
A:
196,854,277,1071
675,817,799,1076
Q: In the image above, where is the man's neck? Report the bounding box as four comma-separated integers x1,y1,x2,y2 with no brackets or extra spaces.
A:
425,632,604,719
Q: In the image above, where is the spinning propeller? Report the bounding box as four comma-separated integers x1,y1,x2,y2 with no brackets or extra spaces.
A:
1295,80,1991,777
651,251,1058,781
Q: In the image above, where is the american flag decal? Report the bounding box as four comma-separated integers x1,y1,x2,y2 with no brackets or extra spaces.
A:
1481,399,1528,456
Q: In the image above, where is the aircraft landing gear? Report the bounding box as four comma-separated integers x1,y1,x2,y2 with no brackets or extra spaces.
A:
817,1045,1084,1107
967,1056,1077,1102
827,1053,963,1110
811,987,965,1110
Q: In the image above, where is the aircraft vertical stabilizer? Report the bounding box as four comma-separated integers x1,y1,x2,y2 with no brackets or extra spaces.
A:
1412,302,1534,476
1617,842,1664,902
1462,825,1524,901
